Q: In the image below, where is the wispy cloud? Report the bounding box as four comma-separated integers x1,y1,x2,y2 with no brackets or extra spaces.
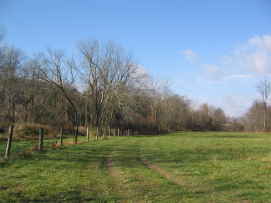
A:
248,35,271,52
203,64,226,81
225,74,252,80
181,34,271,117
181,49,198,64
198,34,271,81
230,35,271,75
222,95,254,117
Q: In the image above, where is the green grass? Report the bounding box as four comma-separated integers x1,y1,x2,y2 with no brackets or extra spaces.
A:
1,132,271,202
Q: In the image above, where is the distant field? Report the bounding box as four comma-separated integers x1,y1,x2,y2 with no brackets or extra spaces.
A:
1,132,271,202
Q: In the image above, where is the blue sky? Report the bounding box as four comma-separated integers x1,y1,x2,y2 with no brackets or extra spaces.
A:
1,0,271,116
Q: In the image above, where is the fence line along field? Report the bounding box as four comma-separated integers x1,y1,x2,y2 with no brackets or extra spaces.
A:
1,131,271,202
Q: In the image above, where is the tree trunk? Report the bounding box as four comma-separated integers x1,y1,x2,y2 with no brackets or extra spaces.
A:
4,125,14,159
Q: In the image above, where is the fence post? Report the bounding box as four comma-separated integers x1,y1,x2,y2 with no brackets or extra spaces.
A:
38,128,44,151
87,126,90,142
118,128,120,136
60,127,63,146
96,127,99,141
73,112,79,144
102,127,105,139
4,125,14,159
74,125,78,144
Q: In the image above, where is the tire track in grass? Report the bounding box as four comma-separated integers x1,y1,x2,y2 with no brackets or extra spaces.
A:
113,139,184,201
106,156,134,202
141,158,185,187
106,157,123,180
139,139,185,187
102,138,186,201
139,144,215,200
105,141,149,202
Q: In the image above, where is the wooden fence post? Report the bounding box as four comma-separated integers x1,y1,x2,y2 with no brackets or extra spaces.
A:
102,127,105,139
96,127,99,141
4,125,14,159
87,126,90,142
60,127,63,146
118,128,120,136
74,125,78,144
73,112,79,144
38,128,44,151
128,129,130,136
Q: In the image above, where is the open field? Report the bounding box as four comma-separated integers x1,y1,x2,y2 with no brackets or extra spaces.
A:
1,132,271,202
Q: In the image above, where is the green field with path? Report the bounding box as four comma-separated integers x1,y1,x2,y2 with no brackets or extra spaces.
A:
1,132,271,202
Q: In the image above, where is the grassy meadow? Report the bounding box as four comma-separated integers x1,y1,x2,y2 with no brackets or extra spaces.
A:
1,132,271,202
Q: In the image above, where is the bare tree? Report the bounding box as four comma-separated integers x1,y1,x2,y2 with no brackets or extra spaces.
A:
257,79,271,131
0,36,235,137
0,46,23,123
39,50,81,143
78,41,135,130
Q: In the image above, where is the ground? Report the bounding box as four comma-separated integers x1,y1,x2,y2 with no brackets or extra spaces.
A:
1,132,271,202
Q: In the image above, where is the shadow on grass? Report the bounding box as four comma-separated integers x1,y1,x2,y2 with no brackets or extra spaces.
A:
1,133,270,171
20,141,267,172
190,135,261,139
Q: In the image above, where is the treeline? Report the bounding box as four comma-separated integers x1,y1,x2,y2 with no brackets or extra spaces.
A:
238,80,271,132
0,37,233,135
242,100,271,132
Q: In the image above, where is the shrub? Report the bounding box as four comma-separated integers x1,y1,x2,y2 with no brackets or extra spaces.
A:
14,123,57,140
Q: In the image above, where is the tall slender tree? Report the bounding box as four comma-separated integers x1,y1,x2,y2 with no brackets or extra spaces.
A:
257,79,271,131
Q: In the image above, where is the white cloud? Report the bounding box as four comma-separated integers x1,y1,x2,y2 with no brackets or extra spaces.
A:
231,34,271,75
222,95,254,117
248,35,271,52
201,65,252,82
203,64,225,81
181,49,198,64
248,51,271,74
180,34,271,117
201,34,271,81
225,74,252,80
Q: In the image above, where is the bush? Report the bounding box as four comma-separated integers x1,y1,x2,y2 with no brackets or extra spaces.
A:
14,123,57,140
0,122,10,134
